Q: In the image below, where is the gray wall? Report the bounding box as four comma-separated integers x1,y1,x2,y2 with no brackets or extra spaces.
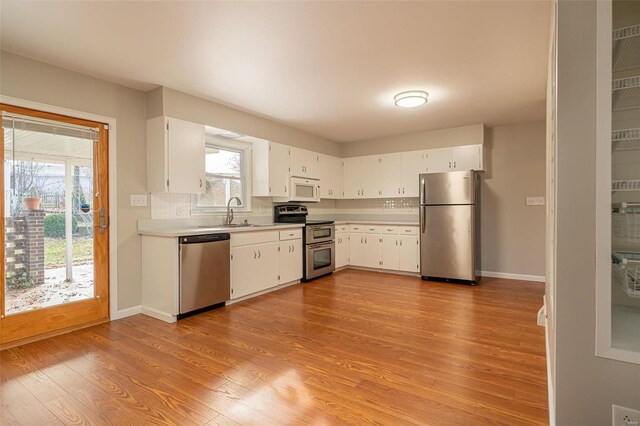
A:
481,121,546,277
555,1,640,424
341,124,484,157
0,51,148,311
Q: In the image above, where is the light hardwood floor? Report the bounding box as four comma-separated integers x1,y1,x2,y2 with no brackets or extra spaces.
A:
1,269,549,425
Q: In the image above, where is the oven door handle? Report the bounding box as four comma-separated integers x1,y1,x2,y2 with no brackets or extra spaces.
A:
308,242,335,250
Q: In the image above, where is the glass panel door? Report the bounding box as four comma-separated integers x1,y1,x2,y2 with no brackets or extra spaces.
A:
1,104,109,346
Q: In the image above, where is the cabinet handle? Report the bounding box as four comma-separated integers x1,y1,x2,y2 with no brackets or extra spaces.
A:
402,188,405,194
398,188,400,194
449,161,451,168
454,161,457,168
258,250,261,259
292,245,294,252
400,240,403,246
365,238,367,244
285,185,287,193
361,237,363,243
199,178,203,188
396,240,398,246
253,251,256,259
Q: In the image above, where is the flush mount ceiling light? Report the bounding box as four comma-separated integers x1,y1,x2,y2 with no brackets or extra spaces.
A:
394,90,429,108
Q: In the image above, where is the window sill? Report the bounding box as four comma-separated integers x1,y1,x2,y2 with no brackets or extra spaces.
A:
191,209,253,217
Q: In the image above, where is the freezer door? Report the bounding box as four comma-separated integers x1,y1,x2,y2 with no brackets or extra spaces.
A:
419,170,476,205
420,205,476,281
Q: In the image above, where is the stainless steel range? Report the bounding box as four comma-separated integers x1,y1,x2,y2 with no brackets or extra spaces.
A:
274,204,335,281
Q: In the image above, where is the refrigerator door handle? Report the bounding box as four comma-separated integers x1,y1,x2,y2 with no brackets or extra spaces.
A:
420,206,426,234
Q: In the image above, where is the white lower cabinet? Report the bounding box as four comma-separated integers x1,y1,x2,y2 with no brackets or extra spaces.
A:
398,235,420,273
346,225,420,273
279,240,302,284
336,233,349,268
231,242,279,299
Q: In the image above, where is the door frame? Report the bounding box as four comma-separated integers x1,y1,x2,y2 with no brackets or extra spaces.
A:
1,95,119,321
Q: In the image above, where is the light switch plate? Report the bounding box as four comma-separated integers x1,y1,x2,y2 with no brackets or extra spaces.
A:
526,196,545,206
130,194,148,207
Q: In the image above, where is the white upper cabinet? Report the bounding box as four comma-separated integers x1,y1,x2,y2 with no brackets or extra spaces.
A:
147,116,206,194
379,153,403,198
452,145,483,171
290,147,319,179
428,145,484,172
343,156,380,198
318,154,343,199
401,151,429,197
253,141,290,197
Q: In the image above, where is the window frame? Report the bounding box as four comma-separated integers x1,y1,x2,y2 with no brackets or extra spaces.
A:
191,136,252,214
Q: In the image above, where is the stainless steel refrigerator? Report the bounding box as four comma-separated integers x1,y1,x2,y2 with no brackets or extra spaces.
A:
419,170,480,284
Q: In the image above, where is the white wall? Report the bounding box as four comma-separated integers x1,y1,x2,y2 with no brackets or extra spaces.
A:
0,51,148,312
554,1,640,424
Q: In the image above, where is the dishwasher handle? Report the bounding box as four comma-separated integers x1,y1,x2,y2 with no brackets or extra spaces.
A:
180,233,230,244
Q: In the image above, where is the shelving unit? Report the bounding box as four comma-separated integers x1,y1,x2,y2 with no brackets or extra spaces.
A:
613,24,640,70
612,128,640,150
613,202,640,242
612,75,640,111
612,179,640,191
613,251,640,298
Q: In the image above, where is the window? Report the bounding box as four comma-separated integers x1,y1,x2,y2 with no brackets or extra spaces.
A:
194,140,251,211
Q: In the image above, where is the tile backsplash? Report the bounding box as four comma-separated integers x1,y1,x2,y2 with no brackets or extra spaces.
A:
149,193,419,221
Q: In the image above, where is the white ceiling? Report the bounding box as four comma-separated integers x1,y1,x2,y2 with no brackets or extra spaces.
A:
0,1,551,143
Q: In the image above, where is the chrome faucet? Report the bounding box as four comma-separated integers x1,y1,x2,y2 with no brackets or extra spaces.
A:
225,196,242,225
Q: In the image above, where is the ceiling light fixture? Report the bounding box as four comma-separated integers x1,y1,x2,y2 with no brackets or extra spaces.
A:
394,90,428,108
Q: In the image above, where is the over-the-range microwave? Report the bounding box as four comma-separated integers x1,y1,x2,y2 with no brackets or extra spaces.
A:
288,177,320,203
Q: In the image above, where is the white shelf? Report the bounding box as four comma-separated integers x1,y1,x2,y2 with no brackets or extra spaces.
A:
613,76,640,111
612,180,640,192
613,24,640,70
612,304,640,353
612,128,640,150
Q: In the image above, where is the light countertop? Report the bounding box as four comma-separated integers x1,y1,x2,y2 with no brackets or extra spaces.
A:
334,220,419,226
138,223,304,238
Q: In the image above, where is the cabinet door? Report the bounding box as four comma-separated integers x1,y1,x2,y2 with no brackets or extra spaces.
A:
167,117,206,194
306,151,319,179
289,147,306,177
380,153,402,198
343,158,361,198
360,156,381,198
398,235,420,272
401,151,428,197
428,148,453,173
363,234,382,268
319,154,341,198
349,233,366,266
279,240,302,284
381,236,399,270
290,148,318,178
269,142,290,197
335,234,349,268
232,242,278,299
452,145,482,171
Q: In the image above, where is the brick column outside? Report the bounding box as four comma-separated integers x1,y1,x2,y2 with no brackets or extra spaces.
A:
4,216,27,281
24,210,45,286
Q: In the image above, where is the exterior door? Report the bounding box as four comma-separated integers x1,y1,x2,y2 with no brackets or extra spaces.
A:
0,104,110,347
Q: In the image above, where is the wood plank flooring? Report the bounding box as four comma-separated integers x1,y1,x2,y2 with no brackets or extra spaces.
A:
1,269,549,425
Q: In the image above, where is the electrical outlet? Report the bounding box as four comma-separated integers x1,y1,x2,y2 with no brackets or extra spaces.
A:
526,196,545,206
613,405,640,426
130,194,148,207
176,206,187,217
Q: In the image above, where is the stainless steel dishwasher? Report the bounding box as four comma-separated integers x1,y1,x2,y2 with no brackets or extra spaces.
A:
178,233,231,319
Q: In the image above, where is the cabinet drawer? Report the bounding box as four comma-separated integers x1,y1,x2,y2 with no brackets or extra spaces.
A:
364,225,382,234
336,225,349,233
349,224,364,233
279,229,302,241
381,226,400,235
398,227,418,235
231,230,279,247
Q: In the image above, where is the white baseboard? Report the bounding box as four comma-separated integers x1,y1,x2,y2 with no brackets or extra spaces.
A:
114,305,142,319
226,280,300,305
141,306,177,323
480,270,545,283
